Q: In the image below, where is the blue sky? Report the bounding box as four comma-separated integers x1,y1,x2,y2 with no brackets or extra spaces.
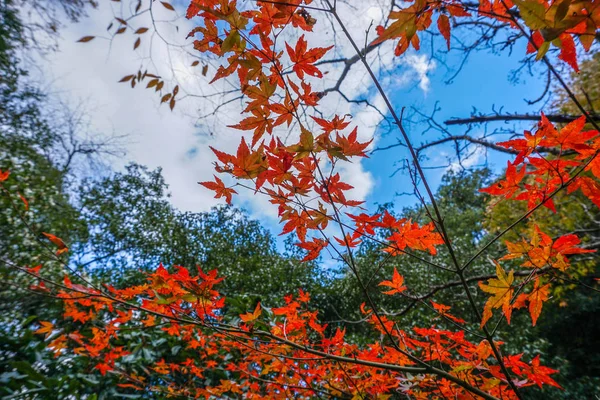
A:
348,34,549,215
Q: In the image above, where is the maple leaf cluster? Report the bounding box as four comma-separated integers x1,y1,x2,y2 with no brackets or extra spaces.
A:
481,115,600,211
22,264,561,399
476,115,599,329
372,0,599,72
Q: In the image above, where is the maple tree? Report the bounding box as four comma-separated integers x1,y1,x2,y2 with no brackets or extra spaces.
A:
2,0,600,398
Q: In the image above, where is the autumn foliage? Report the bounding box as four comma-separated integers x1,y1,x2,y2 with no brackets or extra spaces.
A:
3,0,600,399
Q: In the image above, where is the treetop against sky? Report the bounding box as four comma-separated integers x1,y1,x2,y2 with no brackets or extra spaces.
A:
33,0,562,220
3,0,600,398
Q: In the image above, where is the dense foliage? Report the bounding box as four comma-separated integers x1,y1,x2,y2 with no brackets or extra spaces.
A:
1,0,600,399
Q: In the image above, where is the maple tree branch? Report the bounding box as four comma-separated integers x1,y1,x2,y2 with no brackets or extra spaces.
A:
416,134,569,156
234,182,454,273
373,134,523,156
445,113,600,126
396,266,552,314
10,261,502,393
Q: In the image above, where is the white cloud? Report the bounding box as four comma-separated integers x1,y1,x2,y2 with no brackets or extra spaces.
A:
402,54,437,93
31,0,435,226
448,143,486,172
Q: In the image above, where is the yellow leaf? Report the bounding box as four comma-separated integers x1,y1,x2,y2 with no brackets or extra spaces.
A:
479,262,514,328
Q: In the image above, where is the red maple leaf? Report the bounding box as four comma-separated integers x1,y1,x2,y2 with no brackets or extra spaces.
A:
228,108,274,147
479,161,525,199
285,35,333,79
199,175,237,204
95,363,113,376
378,267,407,295
526,355,561,388
335,127,373,158
296,237,328,261
42,232,69,256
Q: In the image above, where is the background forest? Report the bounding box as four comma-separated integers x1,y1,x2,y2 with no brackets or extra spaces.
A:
1,0,599,399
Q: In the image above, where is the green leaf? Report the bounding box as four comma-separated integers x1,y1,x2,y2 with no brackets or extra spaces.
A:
513,0,548,30
21,315,37,327
535,41,550,60
221,30,240,53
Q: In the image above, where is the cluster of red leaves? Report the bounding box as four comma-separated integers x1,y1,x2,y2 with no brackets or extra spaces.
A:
481,115,600,212
476,115,599,328
371,0,599,71
186,0,437,264
28,264,561,399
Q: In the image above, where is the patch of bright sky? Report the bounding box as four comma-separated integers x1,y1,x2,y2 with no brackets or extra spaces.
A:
364,37,549,214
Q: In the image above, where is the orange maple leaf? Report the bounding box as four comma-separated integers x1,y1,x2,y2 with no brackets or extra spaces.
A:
26,264,43,275
437,14,451,49
334,232,362,248
312,115,351,133
228,108,274,147
431,301,466,324
199,175,237,204
285,34,332,79
240,302,261,323
558,33,578,72
334,127,373,158
35,321,55,339
48,335,67,357
296,237,328,262
18,192,29,210
384,219,444,256
42,232,69,256
95,363,113,376
528,278,550,326
479,161,525,199
527,355,562,389
574,175,600,208
378,267,407,295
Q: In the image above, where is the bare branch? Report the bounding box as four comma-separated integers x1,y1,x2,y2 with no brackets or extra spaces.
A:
445,113,600,126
